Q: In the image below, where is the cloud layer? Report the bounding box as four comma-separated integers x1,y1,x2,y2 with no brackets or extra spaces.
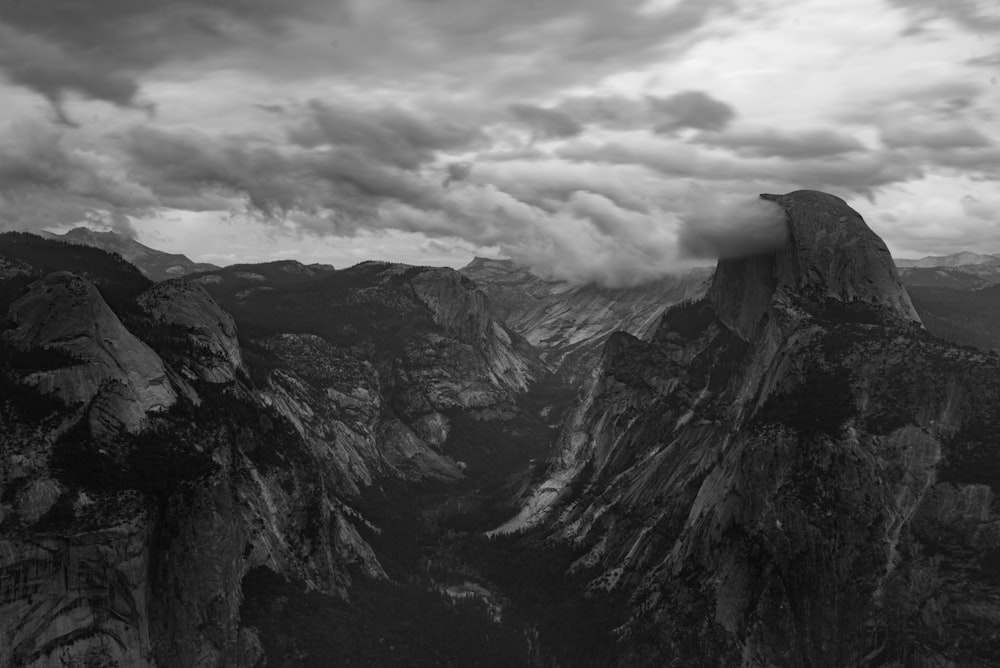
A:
0,0,997,283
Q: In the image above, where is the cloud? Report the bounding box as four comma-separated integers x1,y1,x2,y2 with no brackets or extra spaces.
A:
696,127,866,158
677,195,788,259
0,122,157,229
555,91,737,134
966,53,1000,68
887,0,1000,33
556,136,922,195
651,90,736,132
881,122,993,150
509,104,584,139
290,100,485,169
0,0,330,114
0,24,141,121
443,162,474,186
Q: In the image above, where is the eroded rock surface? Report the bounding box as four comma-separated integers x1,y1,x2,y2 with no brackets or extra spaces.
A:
5,272,176,433
461,257,712,383
507,191,1000,666
138,279,244,383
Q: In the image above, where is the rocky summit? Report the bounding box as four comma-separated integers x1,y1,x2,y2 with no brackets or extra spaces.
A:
503,190,1000,666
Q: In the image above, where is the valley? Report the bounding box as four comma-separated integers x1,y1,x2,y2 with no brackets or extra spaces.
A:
3,193,1000,667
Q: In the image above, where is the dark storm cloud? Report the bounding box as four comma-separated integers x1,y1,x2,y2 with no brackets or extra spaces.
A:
116,123,452,229
289,101,485,169
651,91,737,132
443,162,474,186
0,0,330,112
0,0,732,120
696,127,866,159
0,123,154,210
121,127,311,216
556,139,922,195
551,91,738,134
677,197,789,259
509,104,584,139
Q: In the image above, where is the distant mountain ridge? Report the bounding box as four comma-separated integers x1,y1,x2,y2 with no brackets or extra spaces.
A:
896,251,1000,268
41,227,220,281
461,257,712,383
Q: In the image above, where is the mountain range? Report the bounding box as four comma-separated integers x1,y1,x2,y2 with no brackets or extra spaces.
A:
2,198,1000,666
40,228,221,282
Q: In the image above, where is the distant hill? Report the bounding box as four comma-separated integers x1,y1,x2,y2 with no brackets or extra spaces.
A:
896,251,1000,269
908,283,1000,353
41,227,220,281
896,252,1000,289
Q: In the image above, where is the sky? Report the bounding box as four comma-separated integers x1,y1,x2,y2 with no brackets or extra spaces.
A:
0,0,998,285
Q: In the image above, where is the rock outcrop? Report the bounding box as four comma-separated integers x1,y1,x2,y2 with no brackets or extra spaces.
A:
138,279,244,383
0,242,550,666
505,190,1000,666
5,272,176,434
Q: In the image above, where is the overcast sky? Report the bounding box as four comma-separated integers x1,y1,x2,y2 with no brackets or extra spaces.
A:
0,0,998,284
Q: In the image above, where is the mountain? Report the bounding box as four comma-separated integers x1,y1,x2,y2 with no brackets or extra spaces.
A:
896,252,1000,290
41,227,220,281
460,257,712,383
501,190,1000,666
907,283,1000,353
890,252,1000,350
0,234,554,666
896,251,1000,269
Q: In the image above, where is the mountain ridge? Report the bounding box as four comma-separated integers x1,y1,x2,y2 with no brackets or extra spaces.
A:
41,227,220,281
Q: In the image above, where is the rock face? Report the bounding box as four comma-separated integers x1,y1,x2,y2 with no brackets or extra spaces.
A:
709,190,921,338
0,241,548,666
138,279,244,383
5,272,176,434
461,257,712,383
507,190,1000,666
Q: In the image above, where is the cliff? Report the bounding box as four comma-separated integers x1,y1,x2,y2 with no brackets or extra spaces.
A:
0,238,548,666
503,190,1000,666
461,257,712,383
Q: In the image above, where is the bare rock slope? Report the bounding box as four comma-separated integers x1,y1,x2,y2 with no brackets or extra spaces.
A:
507,190,1000,666
461,257,711,383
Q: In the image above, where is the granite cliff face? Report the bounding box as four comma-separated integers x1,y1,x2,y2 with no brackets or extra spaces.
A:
137,279,245,383
0,236,548,667
505,190,1000,666
5,271,177,436
461,257,711,383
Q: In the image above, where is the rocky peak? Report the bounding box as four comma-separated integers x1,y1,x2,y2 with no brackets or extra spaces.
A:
138,279,245,383
709,190,921,338
5,271,176,435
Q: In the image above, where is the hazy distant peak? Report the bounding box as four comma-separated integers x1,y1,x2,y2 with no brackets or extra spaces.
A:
896,251,1000,269
43,227,220,282
463,256,516,269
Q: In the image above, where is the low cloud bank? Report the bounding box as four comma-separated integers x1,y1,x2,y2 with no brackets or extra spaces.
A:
677,196,788,260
